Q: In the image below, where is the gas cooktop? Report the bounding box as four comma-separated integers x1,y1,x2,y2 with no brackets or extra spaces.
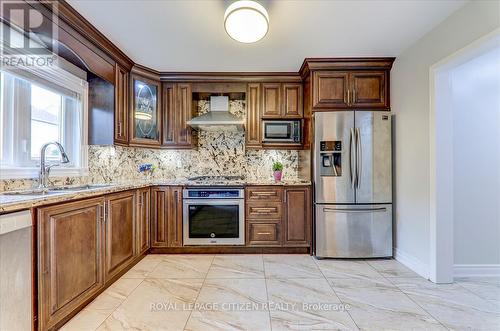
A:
186,175,245,186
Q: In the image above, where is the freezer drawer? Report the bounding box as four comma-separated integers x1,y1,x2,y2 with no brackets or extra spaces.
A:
315,204,392,258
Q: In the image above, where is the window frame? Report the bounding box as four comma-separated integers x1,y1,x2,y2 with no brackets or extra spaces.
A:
0,65,89,180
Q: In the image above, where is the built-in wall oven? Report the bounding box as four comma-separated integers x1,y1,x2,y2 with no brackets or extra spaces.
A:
262,120,301,143
183,187,245,245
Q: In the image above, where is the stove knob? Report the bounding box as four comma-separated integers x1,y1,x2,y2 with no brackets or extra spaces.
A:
210,233,216,238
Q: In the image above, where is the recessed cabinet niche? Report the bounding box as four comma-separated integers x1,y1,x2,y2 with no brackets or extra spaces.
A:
129,75,161,147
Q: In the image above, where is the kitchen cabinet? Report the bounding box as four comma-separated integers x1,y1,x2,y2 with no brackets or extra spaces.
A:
245,83,262,148
114,64,129,145
37,189,143,330
349,71,387,108
283,83,303,118
38,197,105,331
104,191,136,280
312,70,388,110
151,186,183,247
283,186,311,247
261,83,282,118
129,74,162,147
245,185,311,248
312,71,349,109
245,186,283,247
162,83,194,148
262,82,303,118
136,187,150,255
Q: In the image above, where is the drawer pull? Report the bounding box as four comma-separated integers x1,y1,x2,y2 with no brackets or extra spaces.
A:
253,192,276,196
257,232,272,235
252,208,276,212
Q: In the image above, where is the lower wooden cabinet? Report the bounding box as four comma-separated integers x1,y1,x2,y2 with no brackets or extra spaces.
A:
37,189,144,330
247,221,281,246
136,187,150,255
283,186,311,246
245,185,311,247
104,190,136,280
38,197,105,331
151,186,183,247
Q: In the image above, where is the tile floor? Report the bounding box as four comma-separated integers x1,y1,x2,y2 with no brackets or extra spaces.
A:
62,255,500,331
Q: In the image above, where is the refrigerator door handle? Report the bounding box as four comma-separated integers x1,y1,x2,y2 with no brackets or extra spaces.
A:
356,127,362,189
350,128,356,189
322,207,387,213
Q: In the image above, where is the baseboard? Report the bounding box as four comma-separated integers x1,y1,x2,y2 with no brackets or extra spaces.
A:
393,247,430,279
454,264,500,277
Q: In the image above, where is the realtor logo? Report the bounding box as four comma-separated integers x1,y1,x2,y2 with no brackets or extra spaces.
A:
1,0,58,68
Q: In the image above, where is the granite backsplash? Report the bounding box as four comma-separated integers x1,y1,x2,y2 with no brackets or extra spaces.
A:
0,100,302,191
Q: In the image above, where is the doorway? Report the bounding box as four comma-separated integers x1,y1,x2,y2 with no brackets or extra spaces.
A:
429,30,500,283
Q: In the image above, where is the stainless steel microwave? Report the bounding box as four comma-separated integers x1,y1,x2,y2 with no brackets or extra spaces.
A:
262,120,301,143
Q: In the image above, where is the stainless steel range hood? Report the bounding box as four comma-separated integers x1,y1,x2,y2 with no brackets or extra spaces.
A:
187,96,244,131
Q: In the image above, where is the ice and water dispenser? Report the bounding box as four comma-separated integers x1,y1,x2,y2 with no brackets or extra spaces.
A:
319,141,342,176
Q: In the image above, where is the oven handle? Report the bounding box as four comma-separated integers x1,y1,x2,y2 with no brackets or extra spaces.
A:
183,199,244,205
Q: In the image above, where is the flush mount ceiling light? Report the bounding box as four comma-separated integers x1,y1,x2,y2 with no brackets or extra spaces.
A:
224,0,269,43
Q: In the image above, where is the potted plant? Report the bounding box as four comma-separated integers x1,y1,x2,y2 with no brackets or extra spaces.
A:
272,161,283,182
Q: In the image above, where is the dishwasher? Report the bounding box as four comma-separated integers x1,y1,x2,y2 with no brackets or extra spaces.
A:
0,210,32,330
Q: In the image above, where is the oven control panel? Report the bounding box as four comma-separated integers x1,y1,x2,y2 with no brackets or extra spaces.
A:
184,188,244,199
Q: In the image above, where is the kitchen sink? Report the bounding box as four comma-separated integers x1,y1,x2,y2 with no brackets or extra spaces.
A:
1,184,112,196
48,184,112,192
1,189,62,196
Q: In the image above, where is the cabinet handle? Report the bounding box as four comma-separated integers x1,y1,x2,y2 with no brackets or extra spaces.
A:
352,89,356,104
347,90,350,105
99,204,106,223
253,207,276,213
253,192,275,196
257,232,272,235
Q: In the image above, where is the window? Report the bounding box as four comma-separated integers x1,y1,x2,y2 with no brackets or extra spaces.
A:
0,67,88,179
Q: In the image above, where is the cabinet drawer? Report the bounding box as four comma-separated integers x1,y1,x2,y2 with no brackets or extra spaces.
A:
247,222,281,246
246,187,283,202
246,202,282,220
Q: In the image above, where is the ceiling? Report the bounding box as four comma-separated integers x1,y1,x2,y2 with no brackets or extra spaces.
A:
67,0,467,72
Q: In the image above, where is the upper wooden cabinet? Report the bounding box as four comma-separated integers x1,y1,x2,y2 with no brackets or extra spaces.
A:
350,71,387,108
151,186,183,248
129,74,162,147
261,83,282,118
104,191,136,281
283,83,303,118
114,64,129,145
163,83,194,148
312,70,389,110
312,71,349,109
245,83,262,148
262,82,303,118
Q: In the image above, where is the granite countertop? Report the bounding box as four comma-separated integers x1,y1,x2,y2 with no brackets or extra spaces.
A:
0,178,311,213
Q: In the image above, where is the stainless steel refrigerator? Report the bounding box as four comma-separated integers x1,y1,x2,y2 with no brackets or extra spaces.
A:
314,111,392,258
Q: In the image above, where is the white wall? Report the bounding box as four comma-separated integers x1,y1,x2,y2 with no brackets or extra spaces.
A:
452,47,500,265
391,0,500,277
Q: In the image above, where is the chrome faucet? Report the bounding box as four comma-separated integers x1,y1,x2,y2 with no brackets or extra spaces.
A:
39,142,70,189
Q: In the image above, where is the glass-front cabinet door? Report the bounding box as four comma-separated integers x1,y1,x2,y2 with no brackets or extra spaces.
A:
130,75,161,146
